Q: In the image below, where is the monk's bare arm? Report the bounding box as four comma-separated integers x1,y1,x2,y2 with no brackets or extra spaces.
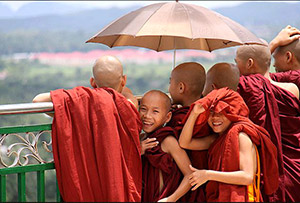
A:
32,92,52,103
179,104,216,150
32,93,54,117
158,136,192,202
269,25,300,54
189,132,256,190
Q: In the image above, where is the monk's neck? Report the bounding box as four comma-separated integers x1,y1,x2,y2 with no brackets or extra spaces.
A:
263,71,271,80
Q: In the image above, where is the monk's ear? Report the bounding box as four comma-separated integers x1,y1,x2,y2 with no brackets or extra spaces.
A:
179,82,185,93
286,51,293,64
90,77,97,88
121,75,127,87
247,58,254,69
165,111,172,123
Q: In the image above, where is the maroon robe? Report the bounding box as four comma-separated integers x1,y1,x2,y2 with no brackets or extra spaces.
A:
270,69,300,89
142,126,182,202
238,74,300,202
50,86,142,202
166,106,207,202
182,88,279,202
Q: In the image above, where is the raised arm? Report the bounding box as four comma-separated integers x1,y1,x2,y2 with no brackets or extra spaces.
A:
179,103,216,150
269,25,300,54
158,136,192,202
189,132,257,190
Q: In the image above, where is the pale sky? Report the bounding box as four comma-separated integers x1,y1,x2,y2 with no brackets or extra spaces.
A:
0,1,259,11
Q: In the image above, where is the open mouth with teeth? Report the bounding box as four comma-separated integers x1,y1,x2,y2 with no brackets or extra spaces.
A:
212,121,223,127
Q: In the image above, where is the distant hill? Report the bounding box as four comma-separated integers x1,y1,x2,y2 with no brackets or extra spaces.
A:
0,1,299,40
215,2,300,39
0,6,139,34
0,1,300,55
0,2,89,18
0,3,13,18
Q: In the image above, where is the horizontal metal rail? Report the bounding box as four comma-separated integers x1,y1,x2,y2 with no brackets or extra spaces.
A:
0,102,53,115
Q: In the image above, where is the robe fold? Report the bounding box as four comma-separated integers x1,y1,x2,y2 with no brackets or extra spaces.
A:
238,74,285,202
50,86,142,202
142,127,182,202
270,69,300,89
238,74,300,202
166,106,207,202
182,88,279,202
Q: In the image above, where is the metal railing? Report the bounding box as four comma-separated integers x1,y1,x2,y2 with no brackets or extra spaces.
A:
0,102,60,202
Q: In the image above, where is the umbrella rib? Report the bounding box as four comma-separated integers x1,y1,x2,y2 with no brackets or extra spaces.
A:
136,3,166,36
180,3,193,39
157,36,162,52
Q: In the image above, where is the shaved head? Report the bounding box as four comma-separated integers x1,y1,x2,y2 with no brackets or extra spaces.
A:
92,55,124,90
203,63,240,96
171,62,206,96
141,90,171,113
275,39,300,63
236,44,271,72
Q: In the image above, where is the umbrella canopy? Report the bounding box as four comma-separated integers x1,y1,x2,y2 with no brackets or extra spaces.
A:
86,1,264,52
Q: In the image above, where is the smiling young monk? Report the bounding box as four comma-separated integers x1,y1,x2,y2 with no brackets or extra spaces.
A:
139,90,193,202
179,88,279,202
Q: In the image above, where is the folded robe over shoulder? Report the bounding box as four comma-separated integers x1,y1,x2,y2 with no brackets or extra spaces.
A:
270,69,300,89
182,88,279,202
238,74,300,202
50,86,142,202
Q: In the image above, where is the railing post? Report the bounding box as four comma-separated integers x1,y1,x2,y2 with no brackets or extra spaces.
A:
18,172,26,202
56,180,61,202
0,175,6,202
37,171,45,202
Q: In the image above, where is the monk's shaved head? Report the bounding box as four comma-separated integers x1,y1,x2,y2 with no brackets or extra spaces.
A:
236,45,271,72
203,63,240,96
172,62,206,96
141,90,171,113
276,39,300,63
92,55,123,90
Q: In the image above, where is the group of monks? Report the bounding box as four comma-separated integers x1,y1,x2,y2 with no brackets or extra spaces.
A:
32,25,300,202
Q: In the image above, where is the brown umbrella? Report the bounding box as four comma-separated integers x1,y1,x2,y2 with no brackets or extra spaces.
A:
86,1,264,52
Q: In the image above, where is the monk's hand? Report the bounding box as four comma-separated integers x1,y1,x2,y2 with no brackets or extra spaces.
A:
271,25,300,48
141,138,159,155
189,165,208,191
192,103,205,115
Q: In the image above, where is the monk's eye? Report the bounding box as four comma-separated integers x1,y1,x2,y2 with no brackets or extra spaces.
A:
153,110,159,114
139,107,146,112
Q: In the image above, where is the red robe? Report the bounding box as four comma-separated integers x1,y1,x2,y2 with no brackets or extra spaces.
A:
238,74,300,202
270,69,300,89
182,88,279,202
50,86,142,202
166,106,207,202
142,126,182,202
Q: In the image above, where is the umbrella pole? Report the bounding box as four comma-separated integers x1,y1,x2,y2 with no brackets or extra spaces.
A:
173,49,176,69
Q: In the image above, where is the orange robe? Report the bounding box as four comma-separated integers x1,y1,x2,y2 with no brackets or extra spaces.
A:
182,88,279,202
50,86,142,202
